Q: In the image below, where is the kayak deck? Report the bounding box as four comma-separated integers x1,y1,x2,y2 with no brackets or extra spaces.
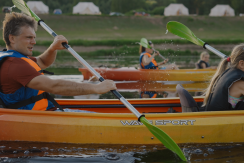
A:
79,68,216,81
56,97,204,113
115,81,208,92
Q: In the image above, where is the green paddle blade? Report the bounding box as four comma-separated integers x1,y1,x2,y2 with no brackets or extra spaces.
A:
167,21,205,47
140,116,187,161
12,0,41,22
139,38,152,49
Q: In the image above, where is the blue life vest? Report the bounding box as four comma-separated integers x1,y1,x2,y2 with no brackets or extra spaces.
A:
0,50,55,110
140,91,157,98
197,60,210,69
139,52,158,69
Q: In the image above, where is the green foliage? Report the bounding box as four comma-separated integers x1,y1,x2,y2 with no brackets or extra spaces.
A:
124,8,147,16
111,0,146,13
187,17,194,22
151,6,165,15
175,0,244,15
45,68,81,75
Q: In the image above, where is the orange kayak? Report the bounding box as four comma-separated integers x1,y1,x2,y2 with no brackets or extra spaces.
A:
1,97,244,144
79,68,216,81
116,81,208,92
56,97,193,113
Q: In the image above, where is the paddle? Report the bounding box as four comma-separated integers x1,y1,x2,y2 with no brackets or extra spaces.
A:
166,21,227,59
12,0,187,161
140,38,167,60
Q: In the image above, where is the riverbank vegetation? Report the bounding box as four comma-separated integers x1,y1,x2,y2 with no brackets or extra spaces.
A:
32,46,225,74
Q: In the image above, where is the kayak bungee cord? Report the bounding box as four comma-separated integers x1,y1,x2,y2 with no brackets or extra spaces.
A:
11,0,187,161
167,21,227,59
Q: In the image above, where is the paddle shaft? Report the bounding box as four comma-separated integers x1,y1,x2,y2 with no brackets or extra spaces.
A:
152,48,166,60
159,54,166,60
204,44,227,58
39,21,143,119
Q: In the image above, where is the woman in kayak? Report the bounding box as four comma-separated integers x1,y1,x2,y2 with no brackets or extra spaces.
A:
204,44,244,111
139,40,178,70
196,51,216,69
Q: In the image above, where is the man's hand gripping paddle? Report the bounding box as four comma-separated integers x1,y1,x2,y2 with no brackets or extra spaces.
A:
12,0,187,161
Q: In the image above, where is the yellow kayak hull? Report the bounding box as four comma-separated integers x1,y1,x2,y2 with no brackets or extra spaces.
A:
79,68,216,81
0,97,243,144
116,81,209,92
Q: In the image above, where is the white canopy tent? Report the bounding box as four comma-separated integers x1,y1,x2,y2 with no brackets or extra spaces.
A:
73,2,101,15
209,5,235,16
164,4,189,16
26,1,49,14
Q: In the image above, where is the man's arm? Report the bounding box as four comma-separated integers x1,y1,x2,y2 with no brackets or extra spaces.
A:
36,35,68,69
27,75,117,96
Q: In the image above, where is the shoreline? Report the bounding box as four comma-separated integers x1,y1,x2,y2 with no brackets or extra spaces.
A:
31,44,236,53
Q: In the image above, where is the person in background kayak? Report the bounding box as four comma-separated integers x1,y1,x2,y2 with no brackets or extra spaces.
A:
0,12,116,111
196,51,216,69
140,91,168,98
204,44,244,111
140,91,158,98
139,40,178,70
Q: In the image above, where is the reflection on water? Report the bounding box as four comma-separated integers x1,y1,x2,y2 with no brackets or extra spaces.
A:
48,75,208,99
0,141,137,163
1,141,244,163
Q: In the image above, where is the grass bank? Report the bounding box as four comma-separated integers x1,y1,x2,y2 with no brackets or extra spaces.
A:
0,39,242,47
0,14,244,41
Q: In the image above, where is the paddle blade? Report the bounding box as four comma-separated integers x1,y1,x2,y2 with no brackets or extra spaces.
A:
167,21,205,47
140,116,187,161
139,38,152,49
12,0,41,22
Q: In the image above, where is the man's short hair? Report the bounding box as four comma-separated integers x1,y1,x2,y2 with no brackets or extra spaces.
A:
3,12,38,46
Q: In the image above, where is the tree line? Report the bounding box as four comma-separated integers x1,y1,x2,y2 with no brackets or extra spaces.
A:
1,0,243,15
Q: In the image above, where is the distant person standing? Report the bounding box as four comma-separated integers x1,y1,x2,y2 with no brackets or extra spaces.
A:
196,51,216,69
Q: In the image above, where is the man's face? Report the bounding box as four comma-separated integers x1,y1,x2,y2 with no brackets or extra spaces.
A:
9,26,36,56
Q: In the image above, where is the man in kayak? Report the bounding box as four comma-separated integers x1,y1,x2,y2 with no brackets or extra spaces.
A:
203,44,244,110
139,40,178,70
0,12,117,111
